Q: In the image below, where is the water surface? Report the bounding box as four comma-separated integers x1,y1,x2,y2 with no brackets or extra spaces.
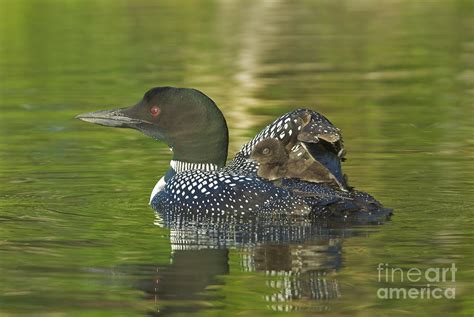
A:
1,0,473,316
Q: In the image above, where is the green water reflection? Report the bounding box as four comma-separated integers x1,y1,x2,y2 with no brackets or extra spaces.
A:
1,0,473,316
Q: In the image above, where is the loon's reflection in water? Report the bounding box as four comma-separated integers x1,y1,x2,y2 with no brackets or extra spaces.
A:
139,212,379,315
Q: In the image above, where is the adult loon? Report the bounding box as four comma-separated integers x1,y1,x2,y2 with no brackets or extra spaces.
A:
77,87,390,221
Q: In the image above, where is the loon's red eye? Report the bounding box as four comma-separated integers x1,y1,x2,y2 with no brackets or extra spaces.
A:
150,105,160,117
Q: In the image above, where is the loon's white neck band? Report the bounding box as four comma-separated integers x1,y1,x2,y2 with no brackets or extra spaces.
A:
169,160,219,173
149,160,219,204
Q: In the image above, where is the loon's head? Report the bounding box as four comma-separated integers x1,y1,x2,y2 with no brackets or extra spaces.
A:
250,138,288,165
76,87,229,167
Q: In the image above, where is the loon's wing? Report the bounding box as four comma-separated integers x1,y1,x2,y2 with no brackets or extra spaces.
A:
295,110,349,190
228,109,348,190
297,110,345,160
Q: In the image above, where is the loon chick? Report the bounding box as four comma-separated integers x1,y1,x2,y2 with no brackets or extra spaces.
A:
251,138,347,191
76,86,389,220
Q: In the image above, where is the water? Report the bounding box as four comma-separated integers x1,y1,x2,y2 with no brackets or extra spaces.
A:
1,0,473,316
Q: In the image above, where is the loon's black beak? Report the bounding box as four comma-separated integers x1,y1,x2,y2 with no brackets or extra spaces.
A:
76,108,143,128
76,105,168,142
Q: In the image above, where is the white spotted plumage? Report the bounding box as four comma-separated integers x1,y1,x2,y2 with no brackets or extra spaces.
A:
149,109,379,219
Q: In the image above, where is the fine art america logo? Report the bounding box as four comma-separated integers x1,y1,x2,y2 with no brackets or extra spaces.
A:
377,263,457,299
